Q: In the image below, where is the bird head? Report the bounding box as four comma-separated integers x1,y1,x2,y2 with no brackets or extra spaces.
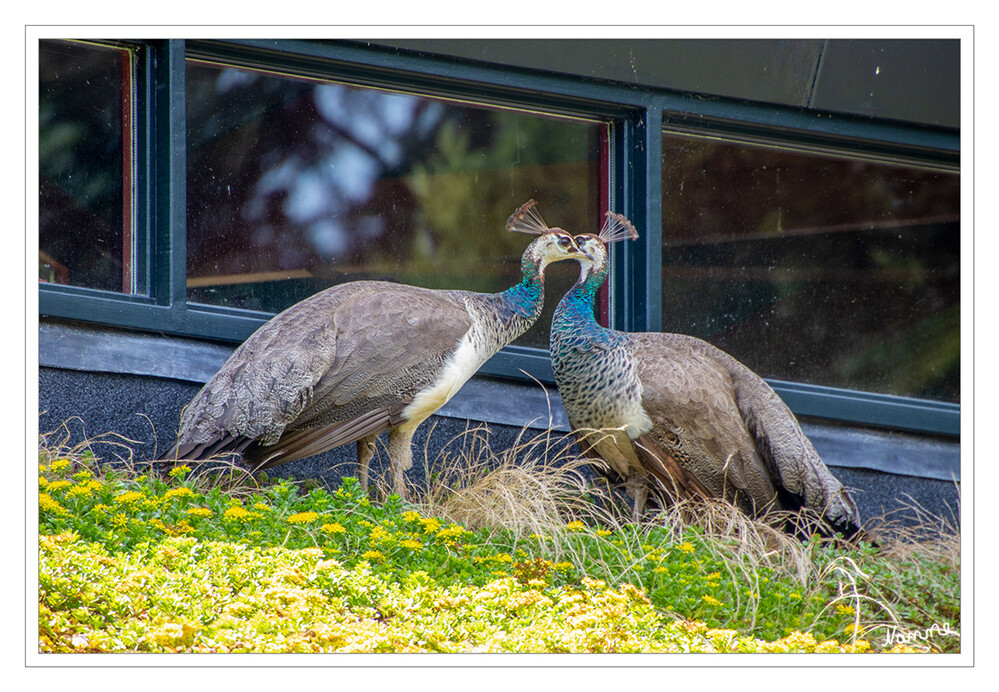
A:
571,211,639,279
506,200,589,273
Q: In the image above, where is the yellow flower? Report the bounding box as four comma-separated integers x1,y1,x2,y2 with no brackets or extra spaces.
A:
676,541,695,553
399,539,423,551
435,525,469,544
167,465,191,478
320,522,346,535
402,510,422,523
186,507,212,518
253,503,271,512
595,528,612,537
42,530,79,545
114,491,144,504
835,603,856,617
66,485,94,500
286,511,319,524
360,550,384,561
565,521,586,532
223,506,252,521
702,595,723,607
420,517,441,534
368,526,389,542
49,458,72,474
165,487,196,500
38,475,48,488
38,492,68,515
46,480,72,492
73,469,93,482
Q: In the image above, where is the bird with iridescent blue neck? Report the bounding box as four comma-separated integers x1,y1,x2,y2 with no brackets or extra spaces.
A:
546,211,863,537
161,200,587,499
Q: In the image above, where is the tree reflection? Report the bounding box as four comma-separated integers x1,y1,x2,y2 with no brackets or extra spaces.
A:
185,63,601,327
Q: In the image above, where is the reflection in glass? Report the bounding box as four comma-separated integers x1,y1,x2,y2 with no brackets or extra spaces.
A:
661,132,959,402
185,61,604,347
39,40,132,292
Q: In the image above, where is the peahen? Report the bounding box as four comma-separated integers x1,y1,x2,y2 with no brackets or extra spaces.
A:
547,212,863,537
160,200,587,498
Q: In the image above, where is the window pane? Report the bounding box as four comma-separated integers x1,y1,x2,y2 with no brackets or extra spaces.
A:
661,132,959,403
185,61,605,348
39,40,134,293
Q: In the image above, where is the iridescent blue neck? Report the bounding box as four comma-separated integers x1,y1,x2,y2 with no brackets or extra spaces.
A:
556,259,607,327
496,254,546,319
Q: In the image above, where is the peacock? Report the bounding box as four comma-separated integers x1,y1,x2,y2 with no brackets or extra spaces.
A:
160,200,587,498
547,211,863,537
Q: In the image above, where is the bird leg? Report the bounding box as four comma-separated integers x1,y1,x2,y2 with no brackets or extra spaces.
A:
626,474,648,523
356,434,378,494
386,427,415,500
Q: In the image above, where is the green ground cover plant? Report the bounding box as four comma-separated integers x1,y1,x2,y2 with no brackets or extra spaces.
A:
36,425,960,654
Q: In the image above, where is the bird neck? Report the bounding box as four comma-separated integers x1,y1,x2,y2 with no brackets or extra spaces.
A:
496,255,547,320
554,260,607,332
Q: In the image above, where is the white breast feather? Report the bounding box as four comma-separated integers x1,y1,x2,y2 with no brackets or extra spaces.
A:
401,330,484,426
624,405,654,440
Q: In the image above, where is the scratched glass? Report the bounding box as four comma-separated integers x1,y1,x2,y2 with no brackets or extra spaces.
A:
185,61,605,348
660,132,960,402
39,40,134,293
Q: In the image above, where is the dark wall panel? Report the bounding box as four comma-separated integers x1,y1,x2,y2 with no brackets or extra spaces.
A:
371,38,960,128
810,39,960,127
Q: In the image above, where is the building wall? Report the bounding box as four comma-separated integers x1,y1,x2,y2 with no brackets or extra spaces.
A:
370,39,960,127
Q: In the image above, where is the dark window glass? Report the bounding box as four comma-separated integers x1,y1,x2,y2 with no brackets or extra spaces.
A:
39,40,134,292
661,132,959,403
185,61,605,348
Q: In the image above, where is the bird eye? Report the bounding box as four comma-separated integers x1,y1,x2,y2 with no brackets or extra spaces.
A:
558,236,571,246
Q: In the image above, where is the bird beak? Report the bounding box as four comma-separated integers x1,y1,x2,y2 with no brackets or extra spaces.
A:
573,237,596,261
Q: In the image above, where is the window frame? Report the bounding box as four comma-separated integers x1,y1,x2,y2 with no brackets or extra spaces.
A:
37,38,961,437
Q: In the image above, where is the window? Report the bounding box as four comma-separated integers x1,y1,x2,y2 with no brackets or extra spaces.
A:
660,132,960,403
39,40,136,293
184,60,604,347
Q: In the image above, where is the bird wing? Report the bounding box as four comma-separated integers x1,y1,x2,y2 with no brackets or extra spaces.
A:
627,333,780,512
681,335,862,535
167,281,472,459
242,402,407,470
632,432,713,501
292,283,473,425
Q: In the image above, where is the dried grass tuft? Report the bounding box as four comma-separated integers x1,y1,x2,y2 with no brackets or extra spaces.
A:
400,422,609,541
